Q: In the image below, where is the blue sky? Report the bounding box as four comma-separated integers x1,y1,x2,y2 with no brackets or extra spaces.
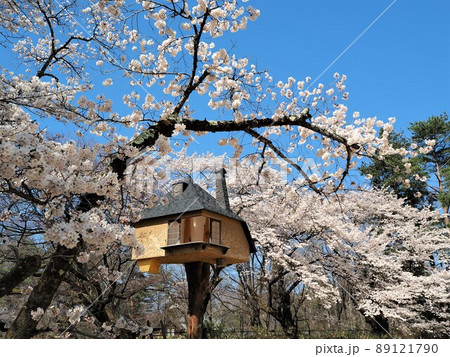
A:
180,0,450,161
230,0,449,132
2,0,448,150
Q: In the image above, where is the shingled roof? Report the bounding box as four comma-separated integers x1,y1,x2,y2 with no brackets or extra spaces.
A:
139,177,256,253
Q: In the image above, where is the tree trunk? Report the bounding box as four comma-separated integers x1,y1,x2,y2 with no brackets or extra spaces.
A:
184,262,210,339
160,319,167,339
5,194,100,338
0,254,41,299
249,300,261,328
6,244,78,338
435,163,449,226
361,310,390,337
278,288,298,339
443,206,449,227
266,269,299,339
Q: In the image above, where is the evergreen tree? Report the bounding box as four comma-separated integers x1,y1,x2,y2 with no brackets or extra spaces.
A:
361,113,449,218
409,113,450,222
360,131,430,209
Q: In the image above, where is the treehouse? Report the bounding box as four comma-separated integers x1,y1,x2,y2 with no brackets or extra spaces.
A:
132,169,256,273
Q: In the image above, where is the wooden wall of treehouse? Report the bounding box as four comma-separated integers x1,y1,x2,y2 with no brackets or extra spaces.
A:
132,209,250,273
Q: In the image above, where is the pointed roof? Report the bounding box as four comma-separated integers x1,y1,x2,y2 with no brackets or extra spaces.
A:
139,178,256,253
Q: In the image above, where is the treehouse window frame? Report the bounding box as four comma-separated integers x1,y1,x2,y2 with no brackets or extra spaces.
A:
209,219,221,245
167,219,181,245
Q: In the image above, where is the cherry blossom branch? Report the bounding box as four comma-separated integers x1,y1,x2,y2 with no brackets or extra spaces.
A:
173,9,210,115
35,1,96,80
112,110,313,177
244,127,322,194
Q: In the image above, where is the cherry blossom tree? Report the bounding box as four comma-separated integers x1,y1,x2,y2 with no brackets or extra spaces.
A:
226,157,450,337
0,0,437,338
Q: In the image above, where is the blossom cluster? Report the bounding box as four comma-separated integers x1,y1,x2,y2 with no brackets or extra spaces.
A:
228,157,450,335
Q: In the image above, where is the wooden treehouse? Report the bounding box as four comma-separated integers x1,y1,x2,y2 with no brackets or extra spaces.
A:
132,169,256,274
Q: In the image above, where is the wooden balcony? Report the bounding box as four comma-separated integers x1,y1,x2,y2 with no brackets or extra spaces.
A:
161,242,229,257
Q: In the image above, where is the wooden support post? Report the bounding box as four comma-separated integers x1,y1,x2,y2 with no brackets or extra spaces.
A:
184,262,210,339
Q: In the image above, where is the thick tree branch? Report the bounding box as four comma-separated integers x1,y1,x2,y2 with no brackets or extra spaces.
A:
5,243,77,338
0,253,41,298
6,193,102,338
111,111,313,178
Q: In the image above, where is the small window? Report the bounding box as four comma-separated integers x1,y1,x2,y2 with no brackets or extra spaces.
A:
167,220,180,245
210,219,221,244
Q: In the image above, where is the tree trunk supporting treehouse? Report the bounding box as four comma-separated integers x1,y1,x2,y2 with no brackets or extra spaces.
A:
185,262,211,339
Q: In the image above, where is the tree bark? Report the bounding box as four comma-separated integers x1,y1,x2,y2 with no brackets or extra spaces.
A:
184,262,211,339
361,310,390,337
111,111,312,179
435,162,449,226
278,289,298,339
265,267,300,339
6,243,78,338
0,254,41,299
5,194,100,338
273,278,299,339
